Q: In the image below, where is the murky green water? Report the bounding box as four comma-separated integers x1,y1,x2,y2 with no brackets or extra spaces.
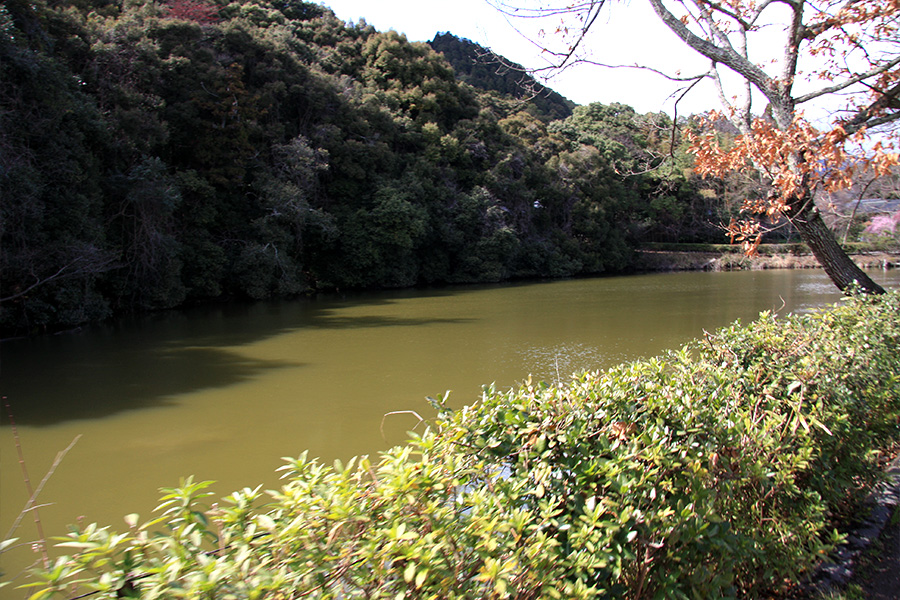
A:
1,269,898,592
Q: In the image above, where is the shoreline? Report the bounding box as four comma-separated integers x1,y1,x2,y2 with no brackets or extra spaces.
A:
633,250,900,273
3,251,897,341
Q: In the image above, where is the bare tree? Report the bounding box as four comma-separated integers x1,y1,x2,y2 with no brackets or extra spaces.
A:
489,0,900,293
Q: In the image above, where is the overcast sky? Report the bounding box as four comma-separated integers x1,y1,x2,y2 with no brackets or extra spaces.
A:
317,0,722,116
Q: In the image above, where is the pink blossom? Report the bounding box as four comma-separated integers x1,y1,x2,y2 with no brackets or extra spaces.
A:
865,211,900,235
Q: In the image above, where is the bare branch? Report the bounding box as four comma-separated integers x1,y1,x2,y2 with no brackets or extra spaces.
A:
646,0,777,102
487,0,608,71
1,263,74,304
711,62,737,113
695,0,753,30
3,435,82,547
844,109,900,136
779,0,805,97
695,4,734,51
488,0,600,19
1,252,118,304
670,75,707,156
840,176,877,244
794,56,900,104
551,57,711,82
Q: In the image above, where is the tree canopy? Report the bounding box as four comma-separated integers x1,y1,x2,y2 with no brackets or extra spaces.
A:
3,0,722,335
5,0,892,335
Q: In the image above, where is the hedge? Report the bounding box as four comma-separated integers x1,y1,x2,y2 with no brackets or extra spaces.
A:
21,291,900,599
641,241,900,255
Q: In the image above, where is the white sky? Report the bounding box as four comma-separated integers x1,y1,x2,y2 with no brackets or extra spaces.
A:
318,0,722,116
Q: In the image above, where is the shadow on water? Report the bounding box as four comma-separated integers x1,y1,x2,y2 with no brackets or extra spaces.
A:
0,287,475,427
305,314,474,329
1,346,304,427
11,270,894,429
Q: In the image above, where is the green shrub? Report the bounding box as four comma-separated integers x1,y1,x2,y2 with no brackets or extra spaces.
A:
23,292,900,599
843,240,900,253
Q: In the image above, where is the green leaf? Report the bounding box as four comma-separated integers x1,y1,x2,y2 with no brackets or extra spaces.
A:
403,562,416,583
28,589,55,600
256,514,276,531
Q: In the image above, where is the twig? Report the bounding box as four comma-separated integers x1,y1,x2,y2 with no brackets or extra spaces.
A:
775,295,787,314
0,255,118,304
702,329,716,353
380,410,426,442
669,74,706,160
4,399,50,569
2,412,82,555
841,177,876,246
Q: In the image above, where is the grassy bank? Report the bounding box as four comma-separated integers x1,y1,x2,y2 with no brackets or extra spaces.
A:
19,292,900,599
634,243,900,273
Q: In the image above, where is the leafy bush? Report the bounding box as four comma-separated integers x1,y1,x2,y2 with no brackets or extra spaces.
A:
24,292,900,599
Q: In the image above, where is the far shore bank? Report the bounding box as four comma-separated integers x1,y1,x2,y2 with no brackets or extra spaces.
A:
634,249,900,273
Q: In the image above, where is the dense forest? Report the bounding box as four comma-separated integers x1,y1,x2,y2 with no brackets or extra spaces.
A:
428,32,575,122
1,0,735,336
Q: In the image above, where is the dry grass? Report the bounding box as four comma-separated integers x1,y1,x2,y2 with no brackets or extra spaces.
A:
634,251,900,273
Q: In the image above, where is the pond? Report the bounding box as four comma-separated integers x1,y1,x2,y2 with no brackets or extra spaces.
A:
1,268,898,593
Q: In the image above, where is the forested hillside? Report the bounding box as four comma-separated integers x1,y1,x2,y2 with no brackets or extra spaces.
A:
428,32,575,122
0,0,725,336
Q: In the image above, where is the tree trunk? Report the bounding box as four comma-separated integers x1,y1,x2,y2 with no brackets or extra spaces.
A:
791,201,885,295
